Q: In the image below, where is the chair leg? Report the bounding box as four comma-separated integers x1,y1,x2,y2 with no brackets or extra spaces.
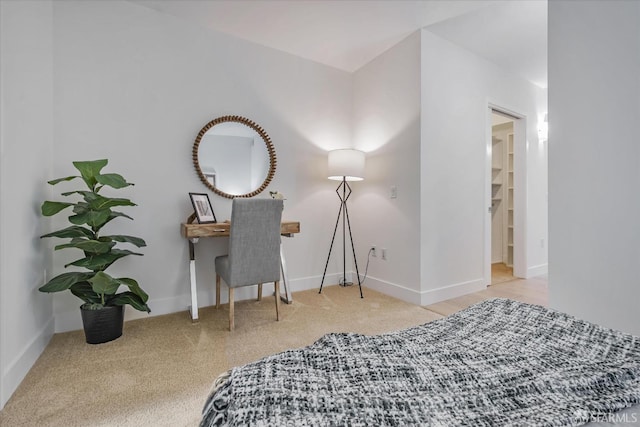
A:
274,281,280,321
229,287,235,331
216,275,221,309
257,283,262,301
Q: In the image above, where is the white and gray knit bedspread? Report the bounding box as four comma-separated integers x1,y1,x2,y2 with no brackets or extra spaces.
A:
200,298,640,426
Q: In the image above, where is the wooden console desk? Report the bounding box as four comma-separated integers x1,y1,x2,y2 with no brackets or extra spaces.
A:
181,220,301,321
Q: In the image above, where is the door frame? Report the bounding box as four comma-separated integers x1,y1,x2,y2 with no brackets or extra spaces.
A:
484,103,528,285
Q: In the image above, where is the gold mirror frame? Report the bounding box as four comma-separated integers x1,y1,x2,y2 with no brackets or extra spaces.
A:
192,115,277,199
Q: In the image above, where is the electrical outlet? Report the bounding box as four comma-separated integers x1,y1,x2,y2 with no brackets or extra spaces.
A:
390,185,398,199
371,246,377,257
382,248,388,260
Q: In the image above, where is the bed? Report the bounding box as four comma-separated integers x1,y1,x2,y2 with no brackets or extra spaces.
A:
200,298,640,426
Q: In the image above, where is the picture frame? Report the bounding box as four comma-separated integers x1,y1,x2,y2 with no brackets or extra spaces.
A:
189,192,217,224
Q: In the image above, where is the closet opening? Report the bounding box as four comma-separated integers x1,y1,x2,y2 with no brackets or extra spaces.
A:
485,106,526,286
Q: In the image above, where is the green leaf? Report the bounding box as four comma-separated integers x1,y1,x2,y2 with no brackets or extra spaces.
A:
109,211,134,221
66,258,101,271
41,226,95,240
41,201,74,216
48,176,79,185
87,195,136,211
105,235,147,248
64,249,141,271
73,159,108,189
108,292,150,313
60,190,93,198
89,271,120,296
65,254,113,271
111,248,144,256
55,239,115,254
39,272,95,293
69,209,112,229
117,277,148,303
70,282,101,304
96,173,132,189
73,202,89,213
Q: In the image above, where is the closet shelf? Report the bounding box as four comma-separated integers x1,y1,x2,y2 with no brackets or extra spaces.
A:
492,130,515,269
506,133,515,269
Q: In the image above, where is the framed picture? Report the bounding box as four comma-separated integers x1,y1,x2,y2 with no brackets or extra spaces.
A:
189,192,217,224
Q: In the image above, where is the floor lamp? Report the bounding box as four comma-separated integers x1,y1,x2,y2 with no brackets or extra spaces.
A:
319,149,365,298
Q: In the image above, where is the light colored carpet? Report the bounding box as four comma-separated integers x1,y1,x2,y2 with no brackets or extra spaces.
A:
0,285,443,427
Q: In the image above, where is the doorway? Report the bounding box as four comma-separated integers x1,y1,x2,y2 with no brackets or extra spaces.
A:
485,106,526,286
490,112,514,284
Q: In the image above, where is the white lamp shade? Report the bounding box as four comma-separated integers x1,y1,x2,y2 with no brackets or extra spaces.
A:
328,149,365,181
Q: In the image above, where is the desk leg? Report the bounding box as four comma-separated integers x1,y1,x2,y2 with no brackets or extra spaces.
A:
280,242,292,304
189,239,199,322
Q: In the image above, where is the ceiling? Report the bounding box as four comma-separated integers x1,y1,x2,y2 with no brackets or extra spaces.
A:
131,0,547,88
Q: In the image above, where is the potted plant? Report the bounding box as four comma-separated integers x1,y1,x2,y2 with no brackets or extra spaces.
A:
39,159,150,344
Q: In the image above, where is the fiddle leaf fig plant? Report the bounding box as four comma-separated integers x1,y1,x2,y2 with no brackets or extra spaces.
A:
39,159,150,313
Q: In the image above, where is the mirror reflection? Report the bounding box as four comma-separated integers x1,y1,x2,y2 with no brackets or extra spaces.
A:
193,116,276,199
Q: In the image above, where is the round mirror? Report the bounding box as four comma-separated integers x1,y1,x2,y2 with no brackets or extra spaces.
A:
193,115,276,199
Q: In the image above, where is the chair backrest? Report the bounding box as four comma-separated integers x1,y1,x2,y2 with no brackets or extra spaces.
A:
226,198,283,287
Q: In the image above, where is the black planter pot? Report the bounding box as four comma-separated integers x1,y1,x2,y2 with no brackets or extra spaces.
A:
80,305,124,344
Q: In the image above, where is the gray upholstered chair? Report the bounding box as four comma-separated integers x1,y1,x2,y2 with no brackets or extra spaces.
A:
215,198,283,331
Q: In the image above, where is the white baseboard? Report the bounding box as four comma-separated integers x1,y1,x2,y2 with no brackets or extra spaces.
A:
52,273,489,332
54,293,198,333
526,263,548,278
358,275,422,305
199,273,340,306
290,273,342,293
419,278,486,306
1,316,54,409
53,273,344,333
357,274,486,308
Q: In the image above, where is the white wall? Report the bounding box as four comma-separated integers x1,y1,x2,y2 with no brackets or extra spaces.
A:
352,29,548,307
0,0,55,409
47,0,353,331
419,29,548,305
548,0,640,335
351,32,422,302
